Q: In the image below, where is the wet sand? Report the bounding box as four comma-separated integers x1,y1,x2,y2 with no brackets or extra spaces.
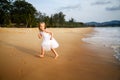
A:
0,27,120,80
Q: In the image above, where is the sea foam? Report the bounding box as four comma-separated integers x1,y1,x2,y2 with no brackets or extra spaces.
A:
82,27,120,61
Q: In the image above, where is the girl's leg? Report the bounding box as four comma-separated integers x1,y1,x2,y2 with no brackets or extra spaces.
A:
51,48,59,59
40,47,45,57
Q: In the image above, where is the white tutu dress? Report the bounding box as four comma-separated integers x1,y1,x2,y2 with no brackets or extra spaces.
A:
40,31,59,51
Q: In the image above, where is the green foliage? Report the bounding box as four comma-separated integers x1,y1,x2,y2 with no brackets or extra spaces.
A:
69,18,74,23
11,0,36,27
35,11,84,28
0,0,13,26
0,0,85,28
0,0,36,27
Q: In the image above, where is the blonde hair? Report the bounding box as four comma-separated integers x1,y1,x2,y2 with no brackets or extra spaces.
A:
38,22,46,31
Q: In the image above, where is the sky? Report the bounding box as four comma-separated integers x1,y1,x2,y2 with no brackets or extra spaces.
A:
26,0,120,22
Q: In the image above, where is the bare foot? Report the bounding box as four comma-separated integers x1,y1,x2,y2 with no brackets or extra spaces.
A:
54,55,59,59
39,55,44,58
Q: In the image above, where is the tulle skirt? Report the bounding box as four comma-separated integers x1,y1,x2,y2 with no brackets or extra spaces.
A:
41,38,59,51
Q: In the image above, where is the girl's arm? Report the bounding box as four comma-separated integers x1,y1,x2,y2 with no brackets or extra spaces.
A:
38,33,42,39
45,29,53,40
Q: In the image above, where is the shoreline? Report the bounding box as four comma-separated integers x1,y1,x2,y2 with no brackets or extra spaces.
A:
0,27,120,80
82,27,120,63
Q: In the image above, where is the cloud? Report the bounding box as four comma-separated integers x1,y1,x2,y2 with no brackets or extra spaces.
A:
106,5,120,11
91,1,111,5
57,4,81,11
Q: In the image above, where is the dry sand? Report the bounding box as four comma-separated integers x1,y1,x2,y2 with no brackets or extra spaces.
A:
0,27,120,80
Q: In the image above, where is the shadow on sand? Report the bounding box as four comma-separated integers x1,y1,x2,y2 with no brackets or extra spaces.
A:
0,40,40,58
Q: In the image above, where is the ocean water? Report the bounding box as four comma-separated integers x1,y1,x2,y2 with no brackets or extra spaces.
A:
82,27,120,61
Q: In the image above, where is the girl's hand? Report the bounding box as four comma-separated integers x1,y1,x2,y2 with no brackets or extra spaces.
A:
45,29,53,40
38,33,42,39
50,37,52,40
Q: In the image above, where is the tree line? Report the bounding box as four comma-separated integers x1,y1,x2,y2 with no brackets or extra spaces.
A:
0,0,85,28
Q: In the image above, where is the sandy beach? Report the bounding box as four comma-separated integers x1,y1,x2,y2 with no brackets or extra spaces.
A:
0,27,120,80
